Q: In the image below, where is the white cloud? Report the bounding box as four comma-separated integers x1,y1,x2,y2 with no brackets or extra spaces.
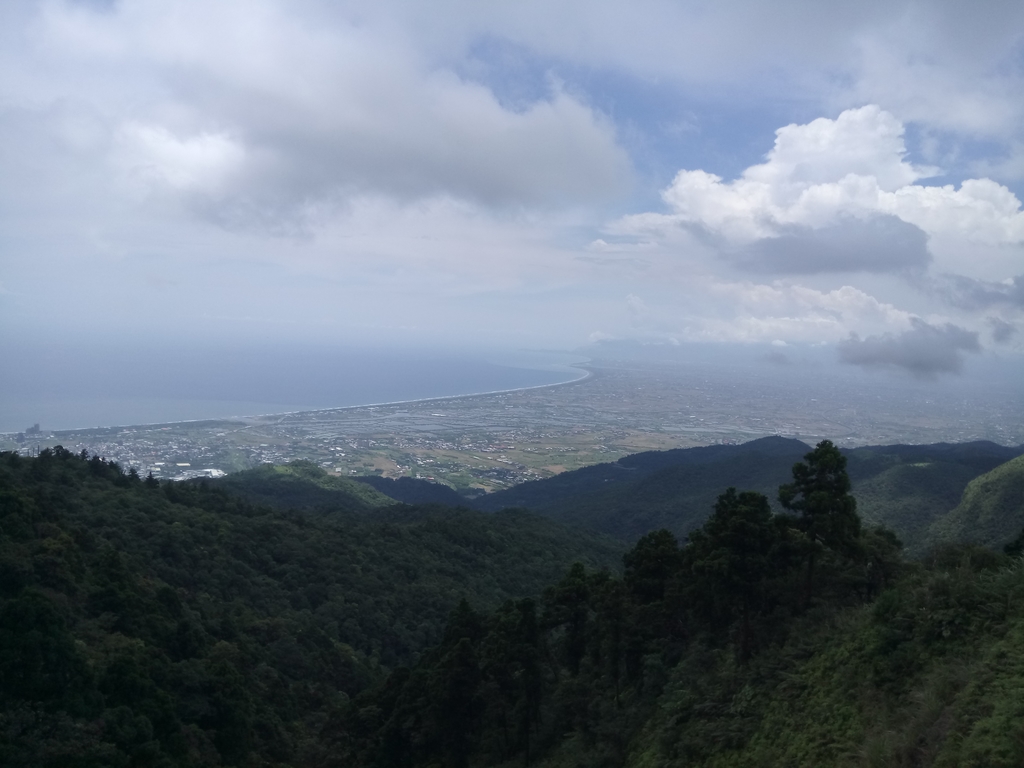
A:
116,122,245,194
843,9,1024,140
22,0,631,222
651,106,1024,247
609,106,1024,291
1,1,1022,368
701,281,914,343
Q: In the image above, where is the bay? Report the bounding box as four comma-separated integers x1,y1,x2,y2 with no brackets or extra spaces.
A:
0,343,585,432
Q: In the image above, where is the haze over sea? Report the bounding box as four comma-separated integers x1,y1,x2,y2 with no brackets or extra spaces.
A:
0,344,583,434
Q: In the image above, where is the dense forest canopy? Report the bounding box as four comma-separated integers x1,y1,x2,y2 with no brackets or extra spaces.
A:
1,441,1023,767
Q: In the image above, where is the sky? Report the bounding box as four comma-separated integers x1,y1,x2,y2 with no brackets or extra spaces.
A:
2,0,1024,383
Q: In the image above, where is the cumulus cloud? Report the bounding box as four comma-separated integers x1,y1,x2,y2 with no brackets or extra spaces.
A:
614,106,1024,277
837,318,981,378
678,282,915,344
625,293,649,325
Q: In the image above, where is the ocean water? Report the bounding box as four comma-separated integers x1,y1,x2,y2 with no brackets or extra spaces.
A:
0,343,586,433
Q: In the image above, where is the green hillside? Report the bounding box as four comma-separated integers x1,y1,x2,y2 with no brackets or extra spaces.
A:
0,448,623,767
626,557,1024,768
471,438,1021,551
845,442,1024,556
333,441,1024,768
473,436,810,518
927,453,1024,551
3,441,1023,767
535,444,807,541
353,474,469,507
473,437,810,541
211,459,396,513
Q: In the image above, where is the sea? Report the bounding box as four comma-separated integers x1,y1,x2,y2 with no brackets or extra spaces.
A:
0,343,587,434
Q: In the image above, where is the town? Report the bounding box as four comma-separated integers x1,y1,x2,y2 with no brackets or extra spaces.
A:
5,359,1022,493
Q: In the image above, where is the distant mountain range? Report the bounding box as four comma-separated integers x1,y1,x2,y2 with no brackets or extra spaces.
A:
347,436,1024,555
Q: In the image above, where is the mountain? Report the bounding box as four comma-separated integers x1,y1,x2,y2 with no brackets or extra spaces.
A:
473,436,810,514
845,441,1024,555
5,440,1023,768
0,447,624,767
472,436,811,540
352,474,469,507
925,452,1024,551
334,441,1024,768
211,459,397,513
469,437,1024,552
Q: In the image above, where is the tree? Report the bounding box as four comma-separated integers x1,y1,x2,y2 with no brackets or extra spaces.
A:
543,563,591,676
623,530,681,605
778,440,860,604
686,489,779,660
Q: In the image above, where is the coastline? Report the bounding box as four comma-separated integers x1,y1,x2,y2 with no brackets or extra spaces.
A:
21,363,594,437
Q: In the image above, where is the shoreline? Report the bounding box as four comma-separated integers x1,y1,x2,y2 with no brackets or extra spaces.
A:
16,363,594,436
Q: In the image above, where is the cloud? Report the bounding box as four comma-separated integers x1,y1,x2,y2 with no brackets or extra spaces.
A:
842,6,1024,140
1,1,1022,364
672,282,916,345
988,317,1017,344
625,293,648,325
18,0,632,229
656,107,1024,247
928,274,1024,310
389,1,1024,143
729,215,930,274
837,318,981,378
611,106,1024,284
116,123,245,195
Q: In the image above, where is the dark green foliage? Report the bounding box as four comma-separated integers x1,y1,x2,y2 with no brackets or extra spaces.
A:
210,459,395,513
780,440,862,604
353,475,469,507
476,436,811,541
844,441,1022,557
475,438,1023,553
684,490,788,659
0,448,622,766
3,437,1020,768
342,441,903,767
636,549,1024,768
1005,527,1024,557
0,590,95,712
780,440,860,552
927,453,1024,552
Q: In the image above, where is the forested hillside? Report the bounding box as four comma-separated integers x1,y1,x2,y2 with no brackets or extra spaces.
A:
211,461,396,514
471,437,809,518
330,441,1024,768
926,453,1024,551
2,441,1023,767
468,437,1023,549
352,475,469,507
847,442,1024,555
0,448,621,767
